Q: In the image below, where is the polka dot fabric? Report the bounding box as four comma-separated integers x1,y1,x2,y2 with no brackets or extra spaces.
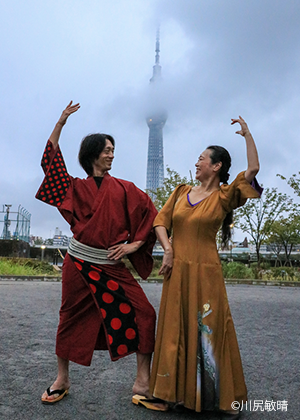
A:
36,140,70,207
70,256,139,359
41,141,52,172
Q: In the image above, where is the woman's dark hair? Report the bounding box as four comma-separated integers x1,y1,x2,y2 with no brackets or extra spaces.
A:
78,133,115,176
207,145,233,248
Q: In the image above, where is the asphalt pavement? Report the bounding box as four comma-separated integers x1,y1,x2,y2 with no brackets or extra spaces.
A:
0,281,299,420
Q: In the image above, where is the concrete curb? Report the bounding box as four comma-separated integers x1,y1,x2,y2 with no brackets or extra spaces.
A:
224,278,300,287
143,278,300,287
0,275,300,287
0,275,61,282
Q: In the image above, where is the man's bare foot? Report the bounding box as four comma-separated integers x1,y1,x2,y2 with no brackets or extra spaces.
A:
41,379,70,402
132,379,150,398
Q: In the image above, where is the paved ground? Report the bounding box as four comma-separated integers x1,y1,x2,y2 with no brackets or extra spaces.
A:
0,281,299,420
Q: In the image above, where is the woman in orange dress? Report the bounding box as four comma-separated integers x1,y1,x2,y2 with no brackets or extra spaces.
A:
137,117,261,419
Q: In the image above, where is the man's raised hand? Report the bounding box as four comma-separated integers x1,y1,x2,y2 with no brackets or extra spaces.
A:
58,101,80,126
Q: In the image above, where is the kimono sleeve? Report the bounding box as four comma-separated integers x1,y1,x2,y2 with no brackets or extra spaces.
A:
35,140,71,208
153,184,188,232
123,182,158,280
219,171,262,213
127,188,158,243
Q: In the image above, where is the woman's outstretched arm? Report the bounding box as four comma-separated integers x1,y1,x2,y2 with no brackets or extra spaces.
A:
49,101,80,149
231,116,260,183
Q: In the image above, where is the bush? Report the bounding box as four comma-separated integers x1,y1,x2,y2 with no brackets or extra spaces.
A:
260,266,300,281
222,261,254,279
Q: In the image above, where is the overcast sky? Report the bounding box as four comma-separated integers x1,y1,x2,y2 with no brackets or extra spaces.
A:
1,0,300,240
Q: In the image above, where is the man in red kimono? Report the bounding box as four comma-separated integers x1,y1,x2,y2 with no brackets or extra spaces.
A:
36,102,158,404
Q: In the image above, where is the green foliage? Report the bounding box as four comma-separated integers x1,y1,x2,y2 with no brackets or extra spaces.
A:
221,261,300,281
221,261,254,279
278,172,300,197
266,215,300,266
261,266,300,281
234,186,297,265
0,258,57,276
149,167,198,211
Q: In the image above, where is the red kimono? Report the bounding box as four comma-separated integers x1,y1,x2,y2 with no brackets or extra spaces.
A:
36,141,157,366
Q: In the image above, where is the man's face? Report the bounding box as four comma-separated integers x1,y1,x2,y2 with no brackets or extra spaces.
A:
93,139,115,176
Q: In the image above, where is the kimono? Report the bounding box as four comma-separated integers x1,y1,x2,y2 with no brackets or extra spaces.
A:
36,140,157,366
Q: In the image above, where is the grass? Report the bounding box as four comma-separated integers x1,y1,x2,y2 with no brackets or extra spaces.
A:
0,258,57,276
1,257,299,281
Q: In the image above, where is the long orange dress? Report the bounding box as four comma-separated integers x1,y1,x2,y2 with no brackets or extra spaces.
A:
150,172,261,412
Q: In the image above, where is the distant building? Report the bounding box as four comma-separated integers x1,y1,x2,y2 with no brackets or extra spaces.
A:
52,227,70,247
146,30,167,196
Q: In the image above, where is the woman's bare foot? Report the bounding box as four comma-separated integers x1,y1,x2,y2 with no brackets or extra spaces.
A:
140,397,169,411
220,409,240,419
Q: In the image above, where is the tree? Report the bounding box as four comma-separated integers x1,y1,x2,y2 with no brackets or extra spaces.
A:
266,215,300,266
149,167,198,211
278,173,300,197
234,187,295,265
265,232,284,267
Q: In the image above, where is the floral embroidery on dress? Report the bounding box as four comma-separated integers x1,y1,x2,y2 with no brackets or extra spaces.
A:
196,303,220,410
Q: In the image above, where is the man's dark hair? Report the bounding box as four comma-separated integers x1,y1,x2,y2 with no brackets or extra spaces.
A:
207,145,233,248
78,133,115,176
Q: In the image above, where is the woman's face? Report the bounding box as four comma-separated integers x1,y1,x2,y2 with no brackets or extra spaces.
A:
195,149,220,182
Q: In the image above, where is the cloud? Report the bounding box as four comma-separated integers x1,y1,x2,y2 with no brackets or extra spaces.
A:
1,0,300,239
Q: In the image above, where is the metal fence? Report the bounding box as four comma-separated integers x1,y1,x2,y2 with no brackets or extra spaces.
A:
0,204,31,243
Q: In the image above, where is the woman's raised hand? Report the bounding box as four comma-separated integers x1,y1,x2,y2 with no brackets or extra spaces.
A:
57,101,80,126
231,116,250,137
231,116,259,182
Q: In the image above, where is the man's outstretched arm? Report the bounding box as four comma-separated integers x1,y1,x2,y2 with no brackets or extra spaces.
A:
49,101,80,149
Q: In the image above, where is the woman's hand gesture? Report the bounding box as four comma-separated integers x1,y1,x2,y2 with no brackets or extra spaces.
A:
231,115,260,183
231,116,250,137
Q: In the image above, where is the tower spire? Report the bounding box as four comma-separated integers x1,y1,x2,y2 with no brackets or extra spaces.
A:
146,29,167,196
155,27,160,65
150,27,162,83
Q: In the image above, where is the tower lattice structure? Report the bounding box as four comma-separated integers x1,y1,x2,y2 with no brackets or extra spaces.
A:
146,31,167,195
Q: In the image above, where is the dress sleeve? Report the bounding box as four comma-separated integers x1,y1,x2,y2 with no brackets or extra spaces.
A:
35,140,71,208
153,184,188,232
219,171,262,213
